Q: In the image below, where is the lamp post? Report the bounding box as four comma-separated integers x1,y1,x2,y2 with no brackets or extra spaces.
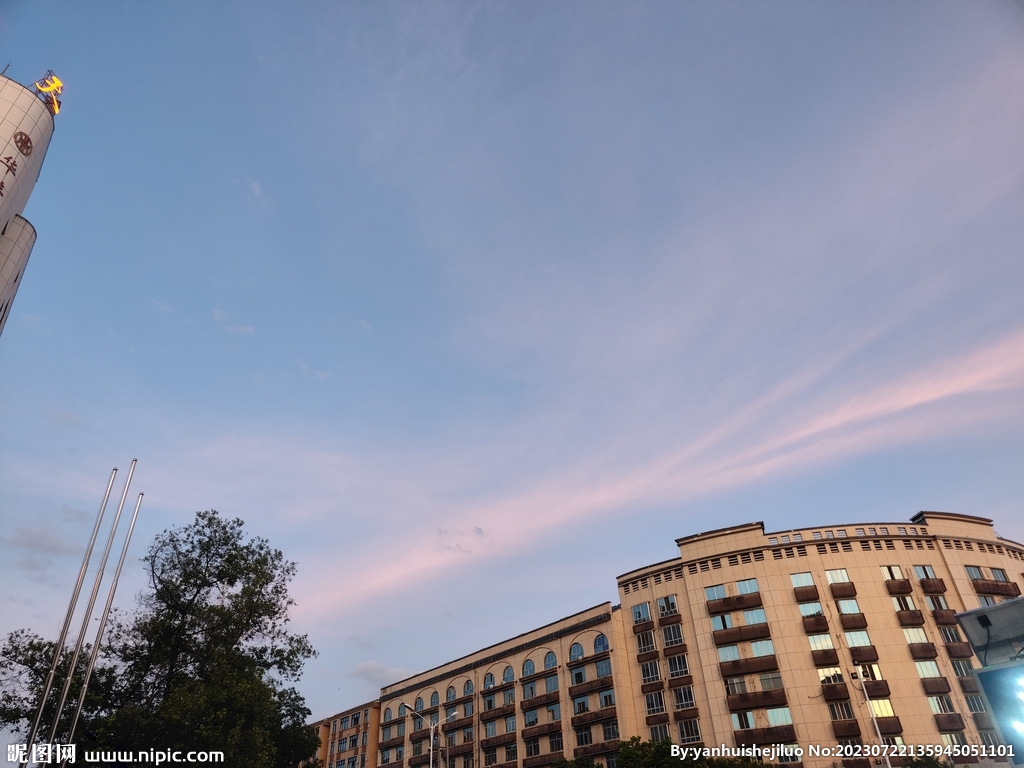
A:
388,700,459,768
850,667,892,768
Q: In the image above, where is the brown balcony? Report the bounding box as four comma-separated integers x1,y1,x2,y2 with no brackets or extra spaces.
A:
385,761,404,768
909,642,938,660
794,585,819,602
719,655,778,676
843,759,871,768
945,642,974,659
645,713,669,726
520,692,559,710
706,592,763,615
713,623,771,646
822,683,850,701
640,682,664,694
921,677,951,695
441,716,473,733
573,739,619,759
850,646,879,663
840,613,868,630
659,613,682,627
632,620,655,634
932,609,957,625
896,610,924,627
522,722,561,739
885,579,912,595
876,716,903,735
863,680,890,698
733,725,796,746
480,733,517,750
673,707,699,722
934,713,965,732
568,676,612,698
812,649,840,666
636,650,659,663
958,677,979,694
668,675,693,688
802,615,828,633
480,703,516,721
410,728,430,742
570,707,617,728
974,712,994,730
830,582,857,599
409,755,430,767
524,753,562,768
380,737,406,750
448,744,473,757
972,579,1021,597
920,578,946,594
726,688,788,710
832,720,861,738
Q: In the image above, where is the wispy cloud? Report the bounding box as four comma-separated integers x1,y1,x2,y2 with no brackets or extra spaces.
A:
211,309,255,335
348,661,414,689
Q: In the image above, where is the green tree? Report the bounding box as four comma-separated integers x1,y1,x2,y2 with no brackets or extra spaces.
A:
617,736,763,768
0,511,319,768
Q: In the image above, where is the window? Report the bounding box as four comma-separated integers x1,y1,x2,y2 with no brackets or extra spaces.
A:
549,733,563,752
966,565,984,580
524,738,540,758
951,659,974,677
547,703,561,721
662,624,684,647
717,645,740,662
880,565,903,580
860,664,882,681
602,720,619,741
381,750,391,764
544,651,557,669
818,667,843,684
353,713,360,726
485,722,496,738
837,599,860,614
766,707,792,726
892,595,916,611
338,738,348,751
430,712,439,727
412,741,422,756
759,671,783,690
384,708,393,723
915,661,941,678
882,737,905,748
678,719,701,744
523,681,537,699
991,568,1008,582
464,701,473,717
382,725,393,741
636,631,656,654
808,633,834,650
657,595,678,616
711,614,733,631
649,724,669,742
705,584,726,600
600,689,615,708
545,675,558,693
503,666,514,683
903,628,928,644
575,726,592,747
645,691,665,715
463,727,475,744
979,595,998,607
798,602,824,617
483,674,494,690
750,639,774,657
829,702,855,720
503,689,515,705
966,695,987,713
870,700,895,717
504,745,517,763
594,634,609,654
791,572,814,587
524,709,538,727
737,578,758,594
914,565,936,579
483,694,495,711
483,749,497,767
571,667,585,686
942,733,968,748
573,695,590,715
940,626,962,643
731,711,754,730
845,631,872,647
505,716,516,733
640,660,661,684
522,659,535,677
631,603,651,624
826,569,850,584
928,695,956,714
667,653,689,678
925,594,949,610
446,706,458,721
743,608,767,625
673,685,695,710
431,692,440,707
725,677,747,695
446,686,456,702
596,658,612,678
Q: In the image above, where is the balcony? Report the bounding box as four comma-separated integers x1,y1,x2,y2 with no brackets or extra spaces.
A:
802,615,829,633
812,649,840,667
524,753,563,768
885,579,913,595
921,677,951,695
573,740,619,759
668,675,693,689
863,680,890,698
850,645,879,664
520,692,559,711
972,579,1021,597
410,728,430,742
876,716,903,735
733,725,796,746
832,720,861,738
973,712,994,730
673,707,699,722
480,733,517,750
408,755,430,768
843,759,871,768
380,737,406,750
640,682,664,694
919,578,946,594
829,582,857,599
632,620,655,634
908,643,938,660
896,610,924,627
441,716,473,733
522,722,561,740
932,609,958,625
726,688,788,711
645,713,669,726
713,623,771,646
480,703,516,721
568,676,612,698
570,707,617,728
706,592,763,615
821,683,850,701
934,713,965,732
840,613,868,630
659,613,682,627
448,744,473,757
945,642,974,659
793,585,819,602
958,677,979,694
719,655,778,677
637,650,659,663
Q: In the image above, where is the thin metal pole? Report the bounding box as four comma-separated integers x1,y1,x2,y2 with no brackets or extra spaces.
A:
64,492,144,757
20,468,117,768
855,666,893,768
42,460,135,750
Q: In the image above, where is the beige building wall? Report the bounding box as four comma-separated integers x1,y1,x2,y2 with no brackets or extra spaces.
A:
314,701,381,768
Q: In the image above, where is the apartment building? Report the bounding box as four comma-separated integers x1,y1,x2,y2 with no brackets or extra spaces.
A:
313,701,381,768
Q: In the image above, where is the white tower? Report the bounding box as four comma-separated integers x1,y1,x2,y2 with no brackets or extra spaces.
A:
0,70,60,339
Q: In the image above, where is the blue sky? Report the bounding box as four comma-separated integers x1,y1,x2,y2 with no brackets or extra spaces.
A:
1,2,1022,723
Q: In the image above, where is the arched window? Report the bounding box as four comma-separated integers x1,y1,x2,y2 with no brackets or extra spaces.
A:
384,708,392,722
415,698,424,712
430,691,440,707
569,643,584,661
446,686,456,702
503,666,514,683
523,659,535,676
484,673,495,689
544,651,557,670
463,680,474,696
594,634,609,654
399,704,407,716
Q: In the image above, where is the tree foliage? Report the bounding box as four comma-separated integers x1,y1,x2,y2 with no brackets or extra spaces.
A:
617,737,763,768
0,511,319,768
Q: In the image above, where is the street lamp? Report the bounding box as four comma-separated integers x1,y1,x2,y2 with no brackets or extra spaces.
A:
387,700,460,768
850,668,893,768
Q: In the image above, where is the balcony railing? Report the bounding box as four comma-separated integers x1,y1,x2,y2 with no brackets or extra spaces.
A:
829,582,857,599
802,615,828,633
921,677,951,695
570,707,617,728
945,642,974,659
885,579,913,595
863,680,890,698
850,645,879,664
876,716,903,735
706,592,763,615
919,578,946,594
839,613,868,630
523,753,563,768
934,713,965,732
973,712,994,731
712,623,771,646
718,655,778,677
821,683,849,701
832,720,861,738
726,688,788,711
812,649,840,667
908,643,937,660
733,725,796,746
573,739,619,759
793,585,819,602
932,609,957,625
972,579,1021,597
896,610,924,627
958,677,979,694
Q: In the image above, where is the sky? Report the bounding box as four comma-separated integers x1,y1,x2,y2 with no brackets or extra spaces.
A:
0,1,1022,725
